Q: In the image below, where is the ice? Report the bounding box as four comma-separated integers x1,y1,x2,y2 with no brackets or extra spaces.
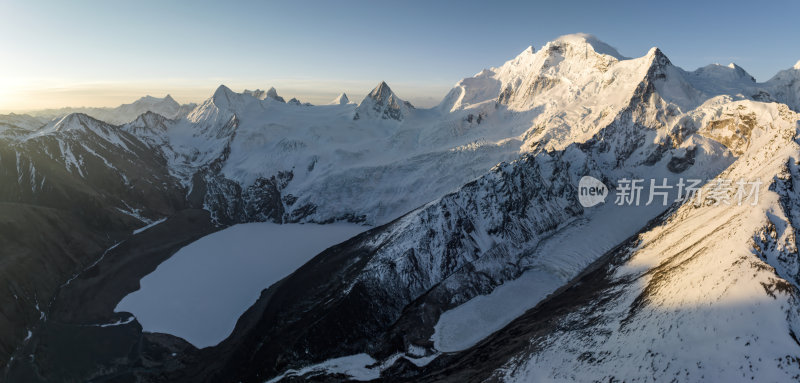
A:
115,222,367,348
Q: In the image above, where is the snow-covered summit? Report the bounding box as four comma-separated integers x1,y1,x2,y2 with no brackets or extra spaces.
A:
552,33,626,59
242,87,286,103
266,87,285,103
691,62,756,84
330,93,350,105
353,81,413,121
765,61,800,111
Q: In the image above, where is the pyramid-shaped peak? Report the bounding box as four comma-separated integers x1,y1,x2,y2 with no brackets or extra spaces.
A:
355,82,412,121
331,93,350,105
370,81,393,97
647,47,672,67
49,112,105,132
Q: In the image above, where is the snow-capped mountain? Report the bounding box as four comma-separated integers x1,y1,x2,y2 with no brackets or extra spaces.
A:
410,102,800,383
129,82,524,225
354,81,415,121
330,92,351,105
243,87,287,103
3,33,800,383
766,60,800,111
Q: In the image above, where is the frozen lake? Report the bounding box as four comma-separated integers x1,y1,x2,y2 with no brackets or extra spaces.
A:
115,222,367,348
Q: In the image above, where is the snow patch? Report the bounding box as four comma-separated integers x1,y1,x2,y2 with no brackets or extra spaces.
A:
132,217,167,235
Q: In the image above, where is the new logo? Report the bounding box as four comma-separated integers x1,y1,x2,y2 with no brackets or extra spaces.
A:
578,176,608,207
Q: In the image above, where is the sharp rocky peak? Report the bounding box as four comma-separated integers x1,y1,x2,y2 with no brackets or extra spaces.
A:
331,93,350,105
368,81,394,100
266,87,285,103
647,47,672,67
354,82,413,121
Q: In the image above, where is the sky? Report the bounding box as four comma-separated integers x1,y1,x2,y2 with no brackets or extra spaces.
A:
1,0,798,112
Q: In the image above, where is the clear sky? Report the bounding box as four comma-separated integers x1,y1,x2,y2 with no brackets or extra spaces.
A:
1,0,798,112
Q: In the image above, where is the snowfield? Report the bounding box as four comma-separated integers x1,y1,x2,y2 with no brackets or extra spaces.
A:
3,32,800,383
115,222,367,348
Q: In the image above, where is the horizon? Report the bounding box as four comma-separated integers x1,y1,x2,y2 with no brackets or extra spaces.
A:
2,0,799,113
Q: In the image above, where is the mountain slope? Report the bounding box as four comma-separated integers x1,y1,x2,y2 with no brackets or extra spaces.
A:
3,33,800,383
408,102,800,383
0,112,189,367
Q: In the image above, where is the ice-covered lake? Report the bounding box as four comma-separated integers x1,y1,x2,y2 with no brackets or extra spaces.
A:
115,222,367,348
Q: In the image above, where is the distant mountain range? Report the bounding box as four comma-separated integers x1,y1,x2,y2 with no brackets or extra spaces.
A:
2,33,800,382
18,94,197,125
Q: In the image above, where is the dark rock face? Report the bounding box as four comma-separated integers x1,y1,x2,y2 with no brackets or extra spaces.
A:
5,210,216,383
667,147,696,173
0,114,188,369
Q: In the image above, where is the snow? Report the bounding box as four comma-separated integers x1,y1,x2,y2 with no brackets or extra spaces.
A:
330,93,350,105
433,269,562,352
2,33,799,382
115,222,367,348
265,349,439,382
132,217,167,234
9,33,791,229
553,33,626,60
495,99,800,382
432,178,700,351
265,353,381,383
97,316,135,328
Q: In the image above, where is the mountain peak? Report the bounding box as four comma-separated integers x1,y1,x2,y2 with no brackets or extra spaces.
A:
355,82,413,121
209,85,246,111
331,93,350,105
243,89,268,100
49,112,105,132
647,47,672,67
371,81,391,97
794,59,800,70
213,84,235,100
266,87,285,103
692,62,756,83
552,33,625,59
